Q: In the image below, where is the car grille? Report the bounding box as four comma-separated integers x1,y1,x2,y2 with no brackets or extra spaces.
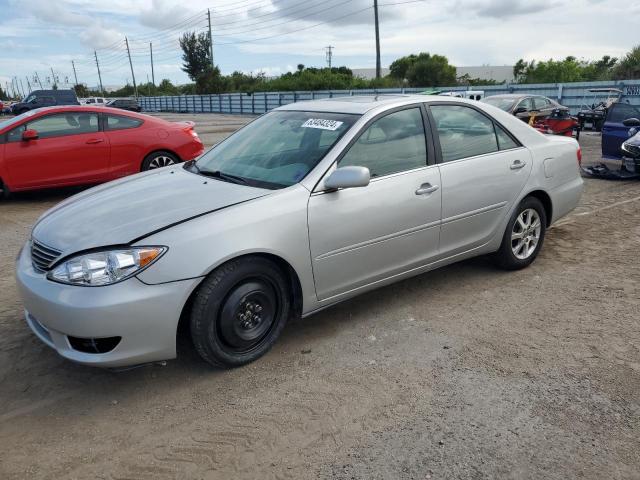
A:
31,240,62,272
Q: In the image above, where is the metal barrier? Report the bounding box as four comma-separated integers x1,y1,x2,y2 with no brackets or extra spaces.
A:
139,80,640,115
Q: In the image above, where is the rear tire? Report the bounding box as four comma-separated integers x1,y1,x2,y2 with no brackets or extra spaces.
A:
141,151,179,171
493,197,547,270
0,181,10,200
190,257,290,368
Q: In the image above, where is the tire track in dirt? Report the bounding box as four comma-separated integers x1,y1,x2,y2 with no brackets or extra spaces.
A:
68,385,385,480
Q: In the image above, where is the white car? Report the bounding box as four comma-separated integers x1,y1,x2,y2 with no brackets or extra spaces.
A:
82,97,107,106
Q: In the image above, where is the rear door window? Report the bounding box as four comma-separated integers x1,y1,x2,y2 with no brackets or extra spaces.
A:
533,97,551,110
105,115,143,131
430,105,499,162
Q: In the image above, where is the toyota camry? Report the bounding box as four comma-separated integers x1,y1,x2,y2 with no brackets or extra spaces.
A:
16,96,584,369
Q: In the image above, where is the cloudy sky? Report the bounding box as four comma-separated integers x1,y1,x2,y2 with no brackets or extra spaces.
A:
0,0,636,91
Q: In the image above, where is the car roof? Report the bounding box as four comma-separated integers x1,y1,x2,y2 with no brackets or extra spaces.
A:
484,94,534,100
10,105,147,117
279,94,516,115
276,95,430,115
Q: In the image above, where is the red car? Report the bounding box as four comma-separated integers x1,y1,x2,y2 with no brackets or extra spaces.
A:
0,106,204,196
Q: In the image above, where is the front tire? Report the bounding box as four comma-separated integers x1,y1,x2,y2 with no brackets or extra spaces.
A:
141,151,179,171
190,257,291,368
494,197,547,270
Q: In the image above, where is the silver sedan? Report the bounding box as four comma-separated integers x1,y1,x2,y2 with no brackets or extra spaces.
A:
15,95,584,368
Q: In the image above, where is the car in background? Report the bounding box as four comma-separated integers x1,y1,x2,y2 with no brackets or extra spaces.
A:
83,97,108,106
482,94,568,121
0,106,203,197
106,98,141,112
10,90,80,115
2,101,16,115
576,88,623,131
601,102,640,158
439,90,485,101
14,95,583,369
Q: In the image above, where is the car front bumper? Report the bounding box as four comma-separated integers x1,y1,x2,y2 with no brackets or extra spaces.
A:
15,243,201,368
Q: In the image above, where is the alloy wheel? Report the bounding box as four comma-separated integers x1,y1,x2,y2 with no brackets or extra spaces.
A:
148,155,177,169
511,208,541,260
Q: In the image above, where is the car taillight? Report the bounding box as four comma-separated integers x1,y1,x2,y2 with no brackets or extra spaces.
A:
577,147,582,166
183,126,200,140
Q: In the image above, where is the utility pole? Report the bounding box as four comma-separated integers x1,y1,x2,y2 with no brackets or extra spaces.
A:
50,67,58,88
71,60,79,86
14,77,23,97
34,71,43,89
150,42,155,86
325,46,334,69
94,50,104,96
207,8,214,68
125,37,138,98
373,0,381,79
25,76,32,93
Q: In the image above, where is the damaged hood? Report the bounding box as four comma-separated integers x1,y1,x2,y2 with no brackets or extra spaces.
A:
32,167,269,255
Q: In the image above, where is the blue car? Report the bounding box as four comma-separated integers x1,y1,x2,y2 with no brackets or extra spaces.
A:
601,102,640,158
584,103,640,178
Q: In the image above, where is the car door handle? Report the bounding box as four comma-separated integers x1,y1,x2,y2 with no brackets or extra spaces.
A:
415,183,439,195
86,138,104,144
510,160,526,170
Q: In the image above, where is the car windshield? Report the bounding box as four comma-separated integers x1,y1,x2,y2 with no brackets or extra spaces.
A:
191,110,359,189
482,97,516,111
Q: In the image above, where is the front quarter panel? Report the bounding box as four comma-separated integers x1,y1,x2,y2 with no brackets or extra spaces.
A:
135,184,317,311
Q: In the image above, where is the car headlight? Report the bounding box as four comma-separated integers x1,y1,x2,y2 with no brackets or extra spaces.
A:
47,247,166,286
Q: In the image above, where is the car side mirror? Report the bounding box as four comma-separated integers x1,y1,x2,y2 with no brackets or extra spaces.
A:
22,129,39,141
514,107,528,114
622,117,640,127
324,166,370,191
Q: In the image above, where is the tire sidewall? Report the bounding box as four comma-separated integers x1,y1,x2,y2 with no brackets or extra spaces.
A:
191,258,290,368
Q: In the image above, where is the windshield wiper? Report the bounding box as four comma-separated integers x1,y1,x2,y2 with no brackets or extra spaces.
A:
198,169,248,185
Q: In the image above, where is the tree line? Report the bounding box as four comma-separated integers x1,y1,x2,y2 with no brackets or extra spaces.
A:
4,33,639,101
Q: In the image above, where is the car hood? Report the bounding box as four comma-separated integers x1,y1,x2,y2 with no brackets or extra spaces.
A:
32,167,270,254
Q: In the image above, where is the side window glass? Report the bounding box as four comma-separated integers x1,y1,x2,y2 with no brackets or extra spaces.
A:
517,98,533,111
533,97,548,110
338,108,427,178
7,113,98,141
7,124,26,142
607,104,640,123
495,124,519,150
430,105,499,162
106,115,143,131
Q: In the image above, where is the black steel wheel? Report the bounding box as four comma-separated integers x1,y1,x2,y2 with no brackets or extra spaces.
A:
190,257,290,368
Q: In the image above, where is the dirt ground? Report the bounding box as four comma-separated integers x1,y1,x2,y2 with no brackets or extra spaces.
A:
0,116,638,480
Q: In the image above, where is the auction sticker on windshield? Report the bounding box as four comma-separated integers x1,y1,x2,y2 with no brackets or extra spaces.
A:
302,118,344,131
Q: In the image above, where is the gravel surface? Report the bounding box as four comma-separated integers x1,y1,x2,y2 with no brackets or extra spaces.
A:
0,116,638,480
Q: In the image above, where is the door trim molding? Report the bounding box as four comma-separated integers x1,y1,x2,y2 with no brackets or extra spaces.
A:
316,219,441,260
441,201,507,225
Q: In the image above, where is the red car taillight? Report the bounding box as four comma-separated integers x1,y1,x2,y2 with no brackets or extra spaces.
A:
577,147,582,166
183,125,201,142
